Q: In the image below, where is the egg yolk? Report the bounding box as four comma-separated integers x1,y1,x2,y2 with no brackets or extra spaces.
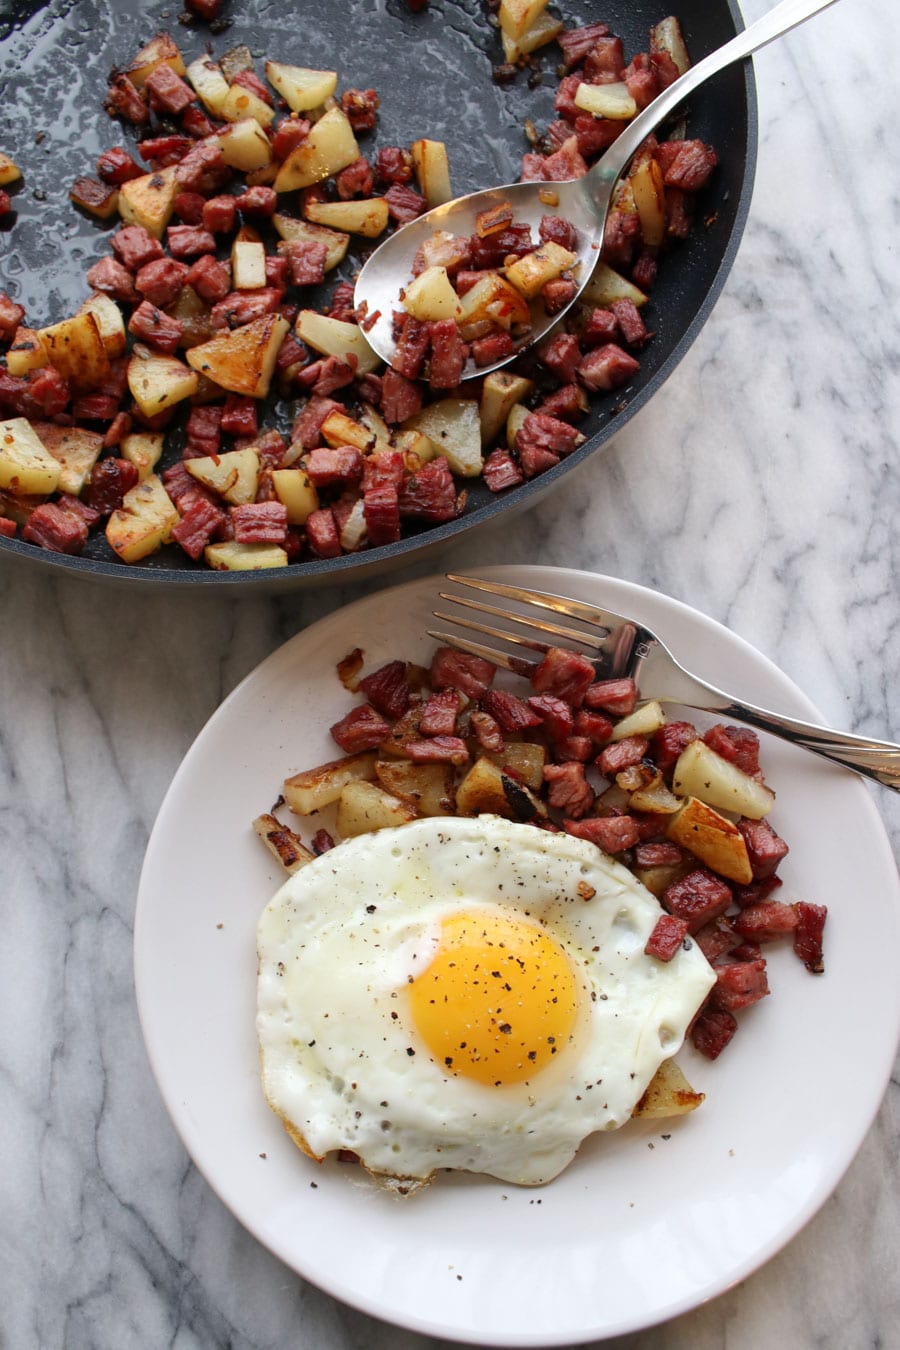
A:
408,909,579,1086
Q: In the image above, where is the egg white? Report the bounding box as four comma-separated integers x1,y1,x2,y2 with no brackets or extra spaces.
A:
256,815,715,1186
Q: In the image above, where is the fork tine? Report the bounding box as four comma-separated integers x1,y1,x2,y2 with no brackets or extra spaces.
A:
426,628,536,676
435,591,606,652
432,609,552,656
445,572,615,629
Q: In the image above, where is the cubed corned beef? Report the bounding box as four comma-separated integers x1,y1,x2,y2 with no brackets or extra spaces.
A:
535,385,588,423
272,117,311,162
663,140,718,191
145,63,195,116
180,105,218,140
585,34,626,81
138,134,193,166
358,660,410,719
186,254,231,304
420,689,462,736
220,394,258,437
481,689,543,733
128,301,183,354
527,693,574,740
543,761,593,818
542,278,578,315
171,495,226,559
664,868,732,933
691,1007,738,1060
202,194,237,235
231,68,273,105
305,446,364,488
105,74,150,126
634,840,683,868
703,723,762,777
482,447,524,493
312,355,357,397
305,506,342,558
135,257,188,308
651,719,698,770
385,183,426,224
430,646,496,699
650,49,679,89
84,456,140,513
645,913,690,961
0,293,26,344
328,280,357,323
362,482,401,546
340,87,380,131
596,734,649,777
362,449,404,492
375,145,413,185
112,225,164,272
552,735,593,763
174,191,205,224
22,502,88,554
167,225,216,260
601,209,641,269
280,236,329,288
736,817,789,879
711,958,769,1013
632,249,658,292
211,288,282,330
335,156,374,200
539,333,583,385
292,395,342,449
622,53,659,111
96,146,143,185
186,404,223,457
471,331,515,367
732,901,798,943
231,500,288,545
531,645,596,707
391,312,430,380
540,136,589,181
174,141,227,193
381,368,422,424
397,456,460,521
539,214,578,251
578,343,640,392
330,703,392,752
0,517,16,538
564,814,640,852
102,411,133,449
405,735,470,765
557,21,611,68
609,298,650,348
573,708,614,745
428,318,466,390
517,436,558,482
71,394,119,422
793,902,827,973
86,256,138,304
239,185,277,218
469,710,504,753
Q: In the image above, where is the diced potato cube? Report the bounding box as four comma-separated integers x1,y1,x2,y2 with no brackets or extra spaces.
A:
304,196,389,238
357,403,392,453
117,165,178,239
0,419,61,494
253,812,315,873
402,265,463,322
456,756,546,820
336,779,417,837
186,447,260,505
123,32,185,89
78,292,127,359
120,431,164,480
186,313,289,398
221,82,276,127
33,423,103,494
394,427,437,470
294,310,380,376
479,370,533,445
505,240,578,301
218,119,274,173
274,215,349,271
651,17,692,78
185,56,231,116
128,351,199,417
666,797,753,884
506,401,530,450
5,327,49,377
284,751,377,814
375,760,456,817
484,741,547,792
232,239,267,290
611,699,666,742
39,311,111,392
274,107,359,192
632,1057,704,1118
0,151,22,186
410,138,452,207
205,541,288,570
270,467,320,525
501,11,563,61
672,740,775,820
630,156,666,248
498,0,551,40
265,61,337,112
320,411,375,453
105,473,178,563
456,270,531,330
404,397,482,477
582,261,648,309
574,81,637,120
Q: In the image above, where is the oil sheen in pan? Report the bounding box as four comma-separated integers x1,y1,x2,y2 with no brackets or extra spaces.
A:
0,0,755,587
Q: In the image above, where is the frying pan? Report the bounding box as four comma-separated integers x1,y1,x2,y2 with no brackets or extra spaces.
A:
0,0,756,589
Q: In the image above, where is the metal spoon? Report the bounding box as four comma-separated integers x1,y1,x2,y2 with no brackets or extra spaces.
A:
354,0,841,379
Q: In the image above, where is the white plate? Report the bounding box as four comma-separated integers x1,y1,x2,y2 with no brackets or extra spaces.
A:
134,566,900,1347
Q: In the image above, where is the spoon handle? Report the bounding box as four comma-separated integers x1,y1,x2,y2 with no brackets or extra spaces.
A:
584,0,843,202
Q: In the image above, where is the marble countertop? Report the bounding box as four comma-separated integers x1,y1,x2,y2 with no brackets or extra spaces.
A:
3,0,899,1346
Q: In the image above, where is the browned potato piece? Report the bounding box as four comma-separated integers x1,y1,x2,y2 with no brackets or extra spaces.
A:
378,705,426,759
336,780,417,837
666,797,753,884
484,741,546,792
672,739,775,820
39,311,111,392
284,751,378,815
375,760,456,817
632,1057,704,1118
456,756,547,822
253,813,316,874
123,32,185,89
186,313,289,399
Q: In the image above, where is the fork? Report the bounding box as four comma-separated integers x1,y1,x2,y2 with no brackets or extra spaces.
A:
429,574,900,792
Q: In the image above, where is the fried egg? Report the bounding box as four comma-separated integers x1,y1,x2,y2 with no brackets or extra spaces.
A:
256,815,715,1186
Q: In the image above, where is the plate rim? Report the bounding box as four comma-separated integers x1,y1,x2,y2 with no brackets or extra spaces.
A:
134,564,900,1345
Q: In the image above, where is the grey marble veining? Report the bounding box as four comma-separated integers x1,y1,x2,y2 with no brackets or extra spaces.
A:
3,0,900,1346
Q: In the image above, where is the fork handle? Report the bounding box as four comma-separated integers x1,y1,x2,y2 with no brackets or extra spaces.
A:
686,697,900,791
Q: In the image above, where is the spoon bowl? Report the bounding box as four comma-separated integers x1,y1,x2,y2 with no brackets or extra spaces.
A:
355,0,841,380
